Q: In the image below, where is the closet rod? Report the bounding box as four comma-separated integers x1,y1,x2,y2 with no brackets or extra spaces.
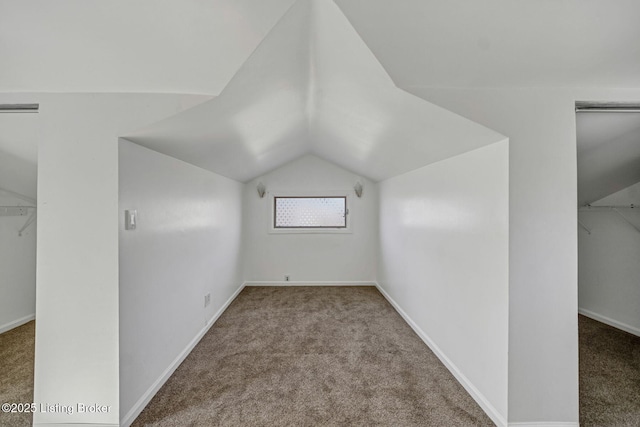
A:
576,102,640,113
0,103,39,113
579,205,639,211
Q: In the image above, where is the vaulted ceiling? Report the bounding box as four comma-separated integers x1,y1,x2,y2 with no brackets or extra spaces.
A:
123,0,505,182
2,0,640,194
2,0,640,93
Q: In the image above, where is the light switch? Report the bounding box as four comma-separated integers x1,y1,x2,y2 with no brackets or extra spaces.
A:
125,210,137,230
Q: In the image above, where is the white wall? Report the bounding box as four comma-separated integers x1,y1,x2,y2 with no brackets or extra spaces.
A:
0,192,36,333
377,141,509,425
25,85,639,426
0,153,37,201
243,155,377,283
119,140,244,423
409,87,640,425
578,182,640,336
33,93,210,427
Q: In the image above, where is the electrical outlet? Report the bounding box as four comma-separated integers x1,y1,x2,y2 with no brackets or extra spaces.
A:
204,293,211,307
285,275,290,282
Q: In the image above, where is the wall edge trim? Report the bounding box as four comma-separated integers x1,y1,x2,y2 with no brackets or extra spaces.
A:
120,282,246,427
508,423,579,427
34,424,118,427
0,313,35,334
578,307,640,337
375,282,508,427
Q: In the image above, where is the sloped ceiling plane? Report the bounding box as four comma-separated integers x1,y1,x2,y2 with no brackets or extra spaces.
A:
125,0,506,182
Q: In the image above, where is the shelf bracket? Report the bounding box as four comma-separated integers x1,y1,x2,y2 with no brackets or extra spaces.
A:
577,219,591,235
18,210,36,237
612,208,640,234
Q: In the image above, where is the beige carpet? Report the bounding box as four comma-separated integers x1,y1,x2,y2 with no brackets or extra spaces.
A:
0,320,35,427
133,286,494,426
579,314,640,427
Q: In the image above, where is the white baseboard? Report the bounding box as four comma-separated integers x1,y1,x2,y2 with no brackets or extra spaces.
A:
35,424,118,427
578,307,640,337
244,281,376,287
120,282,246,427
0,313,35,334
509,423,579,427
374,283,508,427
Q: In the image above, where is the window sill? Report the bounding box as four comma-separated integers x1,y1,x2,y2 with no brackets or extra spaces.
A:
268,227,352,235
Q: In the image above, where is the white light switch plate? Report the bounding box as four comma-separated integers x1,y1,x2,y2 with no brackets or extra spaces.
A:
125,210,137,230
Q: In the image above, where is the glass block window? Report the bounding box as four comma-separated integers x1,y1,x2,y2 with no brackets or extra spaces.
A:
274,197,347,228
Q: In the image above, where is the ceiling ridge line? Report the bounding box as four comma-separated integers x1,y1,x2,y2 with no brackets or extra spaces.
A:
125,0,506,183
305,0,318,142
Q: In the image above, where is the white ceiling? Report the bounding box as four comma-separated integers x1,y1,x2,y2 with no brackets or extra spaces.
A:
336,0,640,89
0,0,295,94
1,0,640,93
125,0,505,182
2,0,640,195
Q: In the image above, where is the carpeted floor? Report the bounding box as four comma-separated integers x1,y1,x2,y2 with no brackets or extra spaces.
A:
132,286,495,426
0,320,35,427
2,295,637,426
579,314,640,427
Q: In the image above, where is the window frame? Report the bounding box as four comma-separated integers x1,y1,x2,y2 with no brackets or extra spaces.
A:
273,196,348,229
268,190,353,234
